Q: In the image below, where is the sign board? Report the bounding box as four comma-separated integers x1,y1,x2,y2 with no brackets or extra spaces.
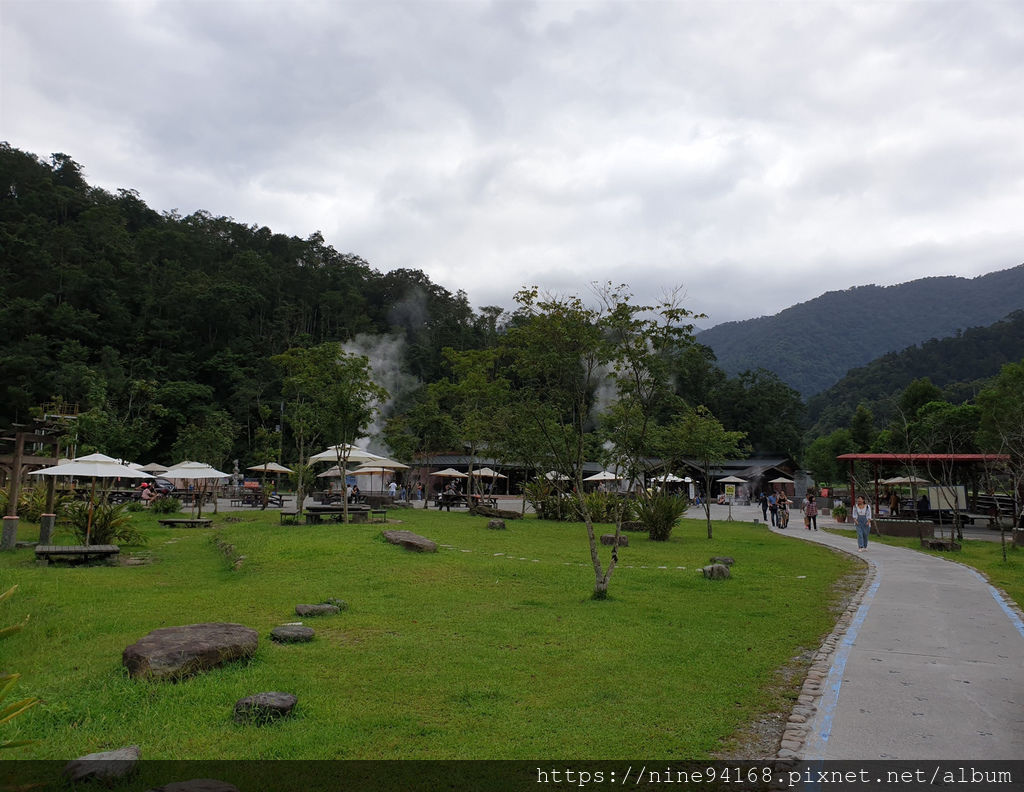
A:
927,485,966,511
725,484,736,499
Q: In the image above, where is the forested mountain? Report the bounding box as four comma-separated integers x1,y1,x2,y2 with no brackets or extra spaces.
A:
805,310,1024,435
0,144,806,465
0,145,497,460
697,266,1024,397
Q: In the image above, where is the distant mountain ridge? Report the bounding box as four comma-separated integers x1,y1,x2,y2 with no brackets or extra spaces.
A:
805,309,1024,434
696,264,1024,397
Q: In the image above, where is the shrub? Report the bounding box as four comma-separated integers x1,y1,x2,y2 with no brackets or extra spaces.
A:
16,487,50,523
149,496,182,514
636,494,689,541
64,501,145,546
832,503,848,521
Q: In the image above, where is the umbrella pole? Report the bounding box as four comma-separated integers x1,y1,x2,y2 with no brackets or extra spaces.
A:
85,477,96,545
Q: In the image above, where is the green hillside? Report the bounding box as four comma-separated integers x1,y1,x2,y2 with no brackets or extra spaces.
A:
698,267,1024,397
805,310,1024,434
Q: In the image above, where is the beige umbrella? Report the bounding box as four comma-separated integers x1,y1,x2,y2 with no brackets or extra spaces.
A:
881,476,931,486
30,453,153,544
431,468,469,478
471,467,507,479
138,462,167,473
583,471,621,482
163,461,230,518
308,445,387,465
247,462,294,474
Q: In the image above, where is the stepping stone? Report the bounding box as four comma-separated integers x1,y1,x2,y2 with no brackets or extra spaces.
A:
233,691,297,724
123,623,258,680
271,625,315,643
64,745,140,782
147,781,241,792
381,529,437,553
295,604,339,616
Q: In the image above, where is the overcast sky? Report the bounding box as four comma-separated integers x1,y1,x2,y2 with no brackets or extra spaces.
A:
3,1,1022,327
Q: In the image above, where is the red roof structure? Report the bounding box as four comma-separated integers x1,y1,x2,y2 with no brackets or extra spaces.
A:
837,453,1009,463
835,453,1010,508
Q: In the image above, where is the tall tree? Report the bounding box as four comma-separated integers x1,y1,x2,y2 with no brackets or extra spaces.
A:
504,287,617,599
273,342,388,519
662,406,747,539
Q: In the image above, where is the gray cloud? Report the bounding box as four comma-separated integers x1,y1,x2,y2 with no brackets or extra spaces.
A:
3,0,1022,326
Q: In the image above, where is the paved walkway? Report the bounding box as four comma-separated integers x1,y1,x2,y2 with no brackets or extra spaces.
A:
732,502,1024,760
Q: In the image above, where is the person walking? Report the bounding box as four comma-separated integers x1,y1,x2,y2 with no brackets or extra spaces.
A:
852,495,872,551
759,491,769,522
803,489,818,531
768,491,778,527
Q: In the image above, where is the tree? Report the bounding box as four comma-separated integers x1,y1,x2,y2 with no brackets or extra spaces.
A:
272,342,388,521
976,360,1024,539
503,287,618,599
661,406,747,539
849,404,876,452
600,284,697,498
803,429,856,484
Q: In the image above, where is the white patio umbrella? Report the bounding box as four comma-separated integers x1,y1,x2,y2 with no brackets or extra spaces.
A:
29,453,153,544
247,462,294,474
471,467,507,479
431,468,469,478
163,461,230,518
768,476,793,485
138,462,167,473
882,476,931,486
308,445,387,465
347,466,399,494
718,475,747,484
583,471,621,481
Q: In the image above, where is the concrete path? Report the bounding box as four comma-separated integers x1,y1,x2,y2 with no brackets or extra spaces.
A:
753,507,1024,760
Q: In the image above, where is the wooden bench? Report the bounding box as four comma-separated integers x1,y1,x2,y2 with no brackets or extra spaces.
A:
157,518,213,528
370,509,387,524
35,544,119,565
280,510,300,525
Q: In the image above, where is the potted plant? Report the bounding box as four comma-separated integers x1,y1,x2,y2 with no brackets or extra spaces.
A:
832,503,848,523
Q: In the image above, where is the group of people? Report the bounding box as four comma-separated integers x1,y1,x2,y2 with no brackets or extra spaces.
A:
758,487,874,551
758,489,821,533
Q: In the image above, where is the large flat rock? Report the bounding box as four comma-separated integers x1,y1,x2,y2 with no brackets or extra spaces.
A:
123,622,258,680
381,529,437,553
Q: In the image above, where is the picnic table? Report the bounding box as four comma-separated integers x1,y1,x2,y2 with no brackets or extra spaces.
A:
304,504,372,524
36,544,119,565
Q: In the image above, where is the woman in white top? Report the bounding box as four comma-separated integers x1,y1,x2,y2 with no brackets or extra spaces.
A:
852,495,872,551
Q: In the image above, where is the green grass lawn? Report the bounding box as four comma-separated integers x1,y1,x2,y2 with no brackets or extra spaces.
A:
2,509,861,759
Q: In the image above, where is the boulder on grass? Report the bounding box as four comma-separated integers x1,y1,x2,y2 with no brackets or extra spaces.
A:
295,603,339,616
700,563,731,580
709,556,735,566
64,745,140,782
147,780,241,792
123,623,258,680
486,519,506,530
271,625,315,643
233,691,297,724
600,534,628,546
382,529,437,553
